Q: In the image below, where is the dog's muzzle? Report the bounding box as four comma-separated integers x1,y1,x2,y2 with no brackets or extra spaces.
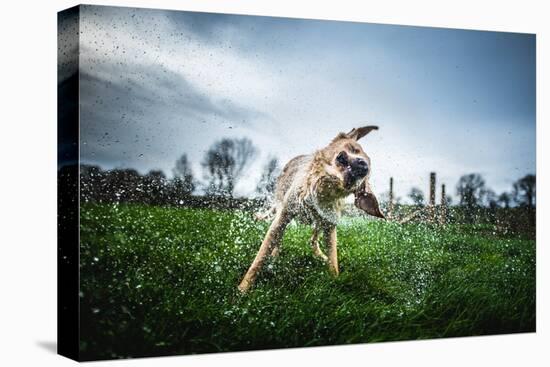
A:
340,155,369,189
350,158,369,178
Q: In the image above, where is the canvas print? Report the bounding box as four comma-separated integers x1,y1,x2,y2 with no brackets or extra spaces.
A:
58,4,536,361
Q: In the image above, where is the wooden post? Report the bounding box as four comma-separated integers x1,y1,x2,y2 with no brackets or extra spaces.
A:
388,177,394,220
429,172,436,222
440,183,447,225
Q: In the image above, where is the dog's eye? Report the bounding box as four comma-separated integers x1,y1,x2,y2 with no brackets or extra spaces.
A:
351,148,359,154
347,144,360,154
336,151,348,165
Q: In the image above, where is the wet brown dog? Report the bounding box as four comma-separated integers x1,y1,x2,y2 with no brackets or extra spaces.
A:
238,126,384,293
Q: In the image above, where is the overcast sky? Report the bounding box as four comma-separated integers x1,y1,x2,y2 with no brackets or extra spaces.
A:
73,5,535,202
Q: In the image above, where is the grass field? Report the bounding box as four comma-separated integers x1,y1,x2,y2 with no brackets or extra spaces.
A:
79,203,535,360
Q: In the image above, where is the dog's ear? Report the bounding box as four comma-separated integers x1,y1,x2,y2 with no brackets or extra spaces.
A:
354,181,385,219
346,125,378,141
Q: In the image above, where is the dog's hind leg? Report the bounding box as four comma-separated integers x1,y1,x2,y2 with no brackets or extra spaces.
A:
310,226,328,262
238,209,290,293
323,225,339,276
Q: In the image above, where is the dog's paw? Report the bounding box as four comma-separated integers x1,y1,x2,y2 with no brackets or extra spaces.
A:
237,281,251,294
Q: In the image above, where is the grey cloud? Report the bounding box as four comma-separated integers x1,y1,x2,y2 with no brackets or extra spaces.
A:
164,10,239,41
81,59,262,121
79,55,268,174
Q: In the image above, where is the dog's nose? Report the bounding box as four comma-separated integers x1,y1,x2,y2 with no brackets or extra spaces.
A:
351,158,369,177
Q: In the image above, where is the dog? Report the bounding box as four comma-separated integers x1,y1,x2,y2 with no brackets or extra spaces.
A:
238,126,384,293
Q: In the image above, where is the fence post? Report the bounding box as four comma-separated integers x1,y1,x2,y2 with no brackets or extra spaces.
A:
429,172,436,222
388,177,394,220
440,183,447,225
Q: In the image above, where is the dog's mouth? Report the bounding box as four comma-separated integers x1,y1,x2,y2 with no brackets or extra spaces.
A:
343,167,362,190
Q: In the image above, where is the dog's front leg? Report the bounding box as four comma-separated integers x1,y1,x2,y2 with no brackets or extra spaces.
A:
238,209,290,293
322,225,339,276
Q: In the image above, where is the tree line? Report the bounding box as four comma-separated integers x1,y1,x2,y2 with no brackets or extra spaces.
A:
405,173,535,209
80,137,280,207
395,172,535,234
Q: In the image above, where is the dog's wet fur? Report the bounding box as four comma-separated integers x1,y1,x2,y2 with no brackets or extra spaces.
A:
238,126,384,292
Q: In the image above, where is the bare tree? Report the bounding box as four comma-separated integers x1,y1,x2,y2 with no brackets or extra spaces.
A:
172,154,195,196
456,173,487,209
513,174,536,208
484,189,498,209
408,187,425,206
256,157,280,197
498,192,512,208
202,137,258,197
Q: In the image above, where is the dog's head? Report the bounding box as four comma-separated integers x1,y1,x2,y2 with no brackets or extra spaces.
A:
325,126,384,219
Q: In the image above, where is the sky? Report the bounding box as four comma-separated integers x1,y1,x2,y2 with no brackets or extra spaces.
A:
68,5,536,202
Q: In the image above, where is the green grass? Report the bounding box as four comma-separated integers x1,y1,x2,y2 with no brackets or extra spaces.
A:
79,203,535,360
